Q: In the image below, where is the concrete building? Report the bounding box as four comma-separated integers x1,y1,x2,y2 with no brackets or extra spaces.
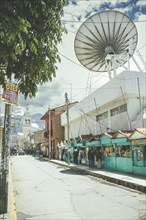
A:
61,71,146,139
41,101,78,159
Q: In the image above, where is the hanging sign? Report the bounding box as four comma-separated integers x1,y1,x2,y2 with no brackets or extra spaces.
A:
131,139,146,145
2,82,19,105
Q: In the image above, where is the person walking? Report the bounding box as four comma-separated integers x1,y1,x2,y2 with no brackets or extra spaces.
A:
96,148,102,168
78,150,82,165
74,148,78,165
88,148,94,168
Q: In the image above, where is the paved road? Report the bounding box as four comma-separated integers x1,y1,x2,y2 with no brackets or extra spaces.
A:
10,155,146,220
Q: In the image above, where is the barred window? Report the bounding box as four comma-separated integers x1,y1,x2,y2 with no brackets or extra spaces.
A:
96,111,108,121
110,104,127,116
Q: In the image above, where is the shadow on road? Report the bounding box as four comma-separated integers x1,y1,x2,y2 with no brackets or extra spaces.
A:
59,168,86,175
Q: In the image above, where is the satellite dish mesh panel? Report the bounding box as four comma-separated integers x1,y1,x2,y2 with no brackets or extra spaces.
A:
74,10,138,72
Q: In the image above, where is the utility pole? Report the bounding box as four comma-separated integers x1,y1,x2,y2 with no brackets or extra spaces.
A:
69,83,72,103
65,92,69,143
48,107,51,160
0,103,11,214
0,77,18,214
65,92,70,165
120,86,132,130
137,77,144,128
94,98,102,133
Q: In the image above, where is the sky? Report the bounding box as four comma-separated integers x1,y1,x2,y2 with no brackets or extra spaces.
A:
1,0,146,120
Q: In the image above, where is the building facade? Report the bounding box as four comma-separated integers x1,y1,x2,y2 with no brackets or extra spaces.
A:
23,107,32,147
17,133,24,149
41,102,78,159
61,71,146,139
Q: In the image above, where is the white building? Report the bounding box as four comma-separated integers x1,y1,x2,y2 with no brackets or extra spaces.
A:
23,107,32,142
61,70,146,139
17,132,24,149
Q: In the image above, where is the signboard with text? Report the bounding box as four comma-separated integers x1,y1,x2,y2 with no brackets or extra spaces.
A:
2,82,19,105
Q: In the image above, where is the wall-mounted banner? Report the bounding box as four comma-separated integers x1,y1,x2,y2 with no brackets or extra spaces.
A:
2,82,19,105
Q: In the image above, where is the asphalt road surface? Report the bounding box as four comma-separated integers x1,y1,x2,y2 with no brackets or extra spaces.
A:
10,155,146,220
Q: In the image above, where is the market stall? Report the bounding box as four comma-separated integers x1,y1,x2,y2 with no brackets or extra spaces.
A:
129,128,146,176
111,131,132,173
100,133,115,170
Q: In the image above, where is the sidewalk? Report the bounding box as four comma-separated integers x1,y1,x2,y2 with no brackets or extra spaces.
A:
49,159,146,193
0,163,17,220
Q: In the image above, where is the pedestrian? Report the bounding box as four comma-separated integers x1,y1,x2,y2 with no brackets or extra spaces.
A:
91,148,94,167
61,149,65,161
78,150,82,164
74,147,78,165
88,148,94,168
96,148,102,168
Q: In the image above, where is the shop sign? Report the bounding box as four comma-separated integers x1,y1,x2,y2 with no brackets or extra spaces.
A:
77,143,83,147
131,139,146,145
2,82,19,105
89,140,100,146
112,138,128,144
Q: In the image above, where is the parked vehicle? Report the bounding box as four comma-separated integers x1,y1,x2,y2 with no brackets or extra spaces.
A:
10,147,18,156
18,150,25,155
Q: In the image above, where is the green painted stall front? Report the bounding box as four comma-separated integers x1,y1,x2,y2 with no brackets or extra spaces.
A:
100,135,114,170
63,134,146,177
131,138,146,176
116,158,133,173
102,136,133,173
112,138,133,173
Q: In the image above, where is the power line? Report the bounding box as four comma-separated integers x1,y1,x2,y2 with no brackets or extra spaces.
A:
62,19,146,23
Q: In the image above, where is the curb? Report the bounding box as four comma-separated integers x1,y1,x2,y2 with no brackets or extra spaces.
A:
8,163,17,220
50,160,146,193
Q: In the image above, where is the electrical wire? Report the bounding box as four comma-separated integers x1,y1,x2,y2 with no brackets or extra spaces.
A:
62,19,146,24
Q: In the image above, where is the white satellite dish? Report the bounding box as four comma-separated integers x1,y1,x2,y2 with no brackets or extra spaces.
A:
74,10,138,76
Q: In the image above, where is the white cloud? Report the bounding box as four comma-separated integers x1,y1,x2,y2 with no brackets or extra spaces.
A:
31,123,39,129
3,0,145,117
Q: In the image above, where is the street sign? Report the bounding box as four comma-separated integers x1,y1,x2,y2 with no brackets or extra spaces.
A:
2,82,19,105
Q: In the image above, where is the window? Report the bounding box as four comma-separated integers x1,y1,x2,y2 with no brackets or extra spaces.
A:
96,111,108,121
116,145,131,157
104,146,115,156
135,146,144,161
110,104,127,116
132,146,146,167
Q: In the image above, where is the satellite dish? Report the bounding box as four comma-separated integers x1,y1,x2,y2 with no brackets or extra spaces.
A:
74,10,138,73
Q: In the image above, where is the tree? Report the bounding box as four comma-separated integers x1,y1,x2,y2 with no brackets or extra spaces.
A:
0,0,66,98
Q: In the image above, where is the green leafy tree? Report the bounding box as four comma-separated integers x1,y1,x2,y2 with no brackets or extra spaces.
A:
0,0,66,98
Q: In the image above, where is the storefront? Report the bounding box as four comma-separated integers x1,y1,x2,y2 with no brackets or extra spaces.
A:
111,135,132,173
129,128,146,176
101,132,133,173
100,133,114,170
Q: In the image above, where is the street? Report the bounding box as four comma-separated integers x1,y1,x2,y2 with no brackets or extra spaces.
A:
10,155,145,220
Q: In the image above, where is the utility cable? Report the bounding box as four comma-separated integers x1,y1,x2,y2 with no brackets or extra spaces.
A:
62,19,146,24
